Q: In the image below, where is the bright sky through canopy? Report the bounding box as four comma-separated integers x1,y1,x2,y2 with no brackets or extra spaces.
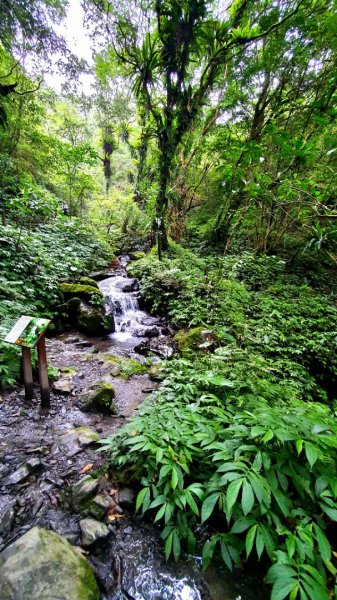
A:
44,0,94,94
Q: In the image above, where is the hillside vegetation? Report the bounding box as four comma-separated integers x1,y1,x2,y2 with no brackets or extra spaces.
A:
1,0,337,598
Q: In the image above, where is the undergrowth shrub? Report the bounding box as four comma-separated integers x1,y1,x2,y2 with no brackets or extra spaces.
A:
100,356,337,599
0,218,111,388
102,246,337,599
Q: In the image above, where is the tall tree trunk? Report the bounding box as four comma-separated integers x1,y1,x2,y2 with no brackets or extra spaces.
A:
156,149,171,259
135,109,149,206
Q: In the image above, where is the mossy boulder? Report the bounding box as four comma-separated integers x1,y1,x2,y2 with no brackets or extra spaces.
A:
80,382,117,414
71,476,99,511
59,283,102,302
174,327,218,356
66,296,81,314
79,276,99,289
0,526,99,600
129,251,146,261
78,301,113,336
174,327,205,356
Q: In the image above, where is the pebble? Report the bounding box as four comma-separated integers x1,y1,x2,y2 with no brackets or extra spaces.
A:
123,526,133,535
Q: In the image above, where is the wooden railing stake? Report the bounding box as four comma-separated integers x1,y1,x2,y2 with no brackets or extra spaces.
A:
37,334,50,408
22,346,34,401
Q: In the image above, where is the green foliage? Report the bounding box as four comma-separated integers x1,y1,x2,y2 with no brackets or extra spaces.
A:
0,219,111,388
129,250,337,400
101,247,337,599
101,356,337,599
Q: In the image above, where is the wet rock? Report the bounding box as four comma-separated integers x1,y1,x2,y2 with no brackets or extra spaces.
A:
80,518,109,547
115,278,139,293
53,377,74,394
0,501,15,537
6,458,41,485
80,382,117,414
71,475,99,511
123,525,133,535
45,475,64,487
78,301,113,336
140,316,161,326
88,270,109,281
89,494,113,520
31,497,44,517
161,326,171,336
144,326,160,337
75,341,94,348
134,327,159,338
0,526,99,600
54,427,100,457
26,457,41,470
134,341,151,355
65,336,80,344
118,488,136,508
152,344,174,358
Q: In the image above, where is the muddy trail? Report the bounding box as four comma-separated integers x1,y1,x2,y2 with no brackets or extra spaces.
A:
0,260,264,600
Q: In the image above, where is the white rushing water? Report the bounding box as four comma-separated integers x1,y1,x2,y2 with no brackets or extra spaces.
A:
98,275,158,348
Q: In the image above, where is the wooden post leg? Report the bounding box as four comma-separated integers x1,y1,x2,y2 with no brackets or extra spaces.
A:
37,335,50,409
22,346,34,401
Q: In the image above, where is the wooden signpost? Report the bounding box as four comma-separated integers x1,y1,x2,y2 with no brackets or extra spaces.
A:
5,316,51,408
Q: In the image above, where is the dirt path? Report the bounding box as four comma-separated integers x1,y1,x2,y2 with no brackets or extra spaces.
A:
0,330,157,549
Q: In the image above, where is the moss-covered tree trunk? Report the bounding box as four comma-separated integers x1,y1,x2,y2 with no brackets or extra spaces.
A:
156,139,171,259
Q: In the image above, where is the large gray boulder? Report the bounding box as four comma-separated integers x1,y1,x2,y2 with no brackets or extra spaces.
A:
0,526,99,599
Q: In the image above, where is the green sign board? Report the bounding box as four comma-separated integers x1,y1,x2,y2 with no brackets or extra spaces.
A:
5,316,51,348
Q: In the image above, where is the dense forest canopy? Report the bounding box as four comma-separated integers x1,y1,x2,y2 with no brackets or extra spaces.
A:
1,1,337,599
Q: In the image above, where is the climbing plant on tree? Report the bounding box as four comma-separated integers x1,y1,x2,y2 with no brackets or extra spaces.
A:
87,0,322,257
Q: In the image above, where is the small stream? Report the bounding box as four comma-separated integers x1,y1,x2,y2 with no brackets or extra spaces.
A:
0,258,265,600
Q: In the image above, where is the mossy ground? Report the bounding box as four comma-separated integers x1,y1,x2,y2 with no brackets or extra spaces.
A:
97,354,148,380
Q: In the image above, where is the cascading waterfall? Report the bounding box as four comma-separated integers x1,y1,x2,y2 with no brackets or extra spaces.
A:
99,276,139,331
98,271,159,348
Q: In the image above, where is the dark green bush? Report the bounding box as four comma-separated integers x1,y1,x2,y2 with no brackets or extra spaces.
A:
0,218,111,387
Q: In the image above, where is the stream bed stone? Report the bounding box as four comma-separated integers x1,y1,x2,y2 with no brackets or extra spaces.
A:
80,382,117,414
80,517,109,546
54,427,100,457
0,526,100,600
71,475,99,511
